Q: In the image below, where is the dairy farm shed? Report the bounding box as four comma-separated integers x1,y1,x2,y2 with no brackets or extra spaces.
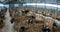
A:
0,0,60,32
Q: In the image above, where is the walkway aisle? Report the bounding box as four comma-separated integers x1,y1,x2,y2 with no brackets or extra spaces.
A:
2,9,15,32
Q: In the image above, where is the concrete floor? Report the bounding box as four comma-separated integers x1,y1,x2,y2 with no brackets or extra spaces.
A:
2,9,15,32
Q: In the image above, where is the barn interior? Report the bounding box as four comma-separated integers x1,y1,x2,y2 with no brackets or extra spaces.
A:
0,0,60,32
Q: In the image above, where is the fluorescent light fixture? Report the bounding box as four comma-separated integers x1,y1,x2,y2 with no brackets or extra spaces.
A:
4,5,9,8
14,4,19,7
0,3,4,6
23,3,60,8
